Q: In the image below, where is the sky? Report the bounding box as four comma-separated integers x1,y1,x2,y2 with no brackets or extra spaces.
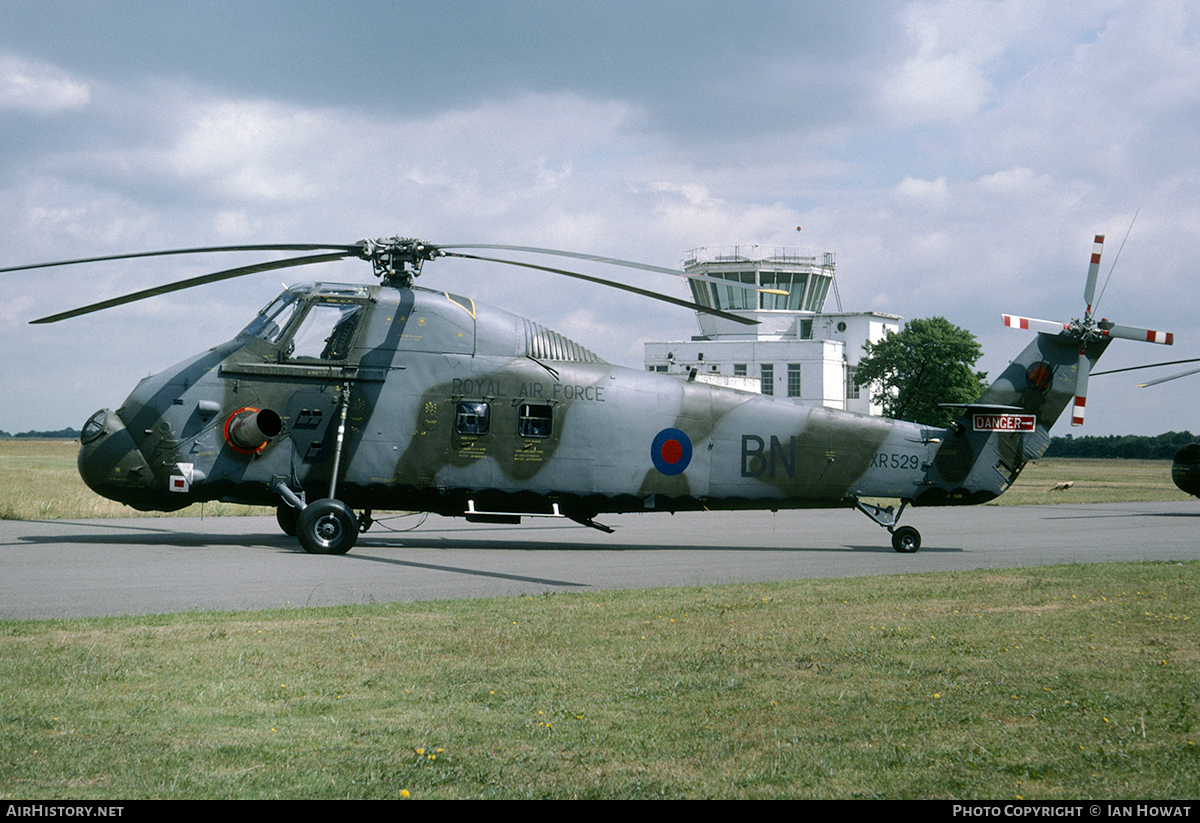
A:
2,0,1198,437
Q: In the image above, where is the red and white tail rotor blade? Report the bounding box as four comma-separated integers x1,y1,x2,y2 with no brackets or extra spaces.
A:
1002,314,1070,335
1071,349,1091,427
1099,323,1174,345
1083,234,1104,314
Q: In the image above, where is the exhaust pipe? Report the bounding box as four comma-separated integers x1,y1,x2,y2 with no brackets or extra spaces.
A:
224,407,282,453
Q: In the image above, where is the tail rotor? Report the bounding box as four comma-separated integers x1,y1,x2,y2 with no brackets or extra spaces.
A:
1002,234,1174,427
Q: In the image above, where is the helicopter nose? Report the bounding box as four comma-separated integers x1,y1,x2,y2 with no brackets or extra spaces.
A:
77,409,156,506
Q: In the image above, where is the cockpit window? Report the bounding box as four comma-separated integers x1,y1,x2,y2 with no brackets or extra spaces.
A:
80,410,107,444
285,302,364,361
242,293,304,344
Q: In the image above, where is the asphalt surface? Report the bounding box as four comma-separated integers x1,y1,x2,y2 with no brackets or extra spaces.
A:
2,501,1197,619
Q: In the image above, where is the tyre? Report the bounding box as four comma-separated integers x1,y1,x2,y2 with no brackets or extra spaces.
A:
276,504,299,536
297,498,358,555
891,525,921,553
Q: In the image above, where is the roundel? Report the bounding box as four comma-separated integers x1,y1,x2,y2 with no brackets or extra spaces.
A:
1026,361,1054,393
651,428,692,476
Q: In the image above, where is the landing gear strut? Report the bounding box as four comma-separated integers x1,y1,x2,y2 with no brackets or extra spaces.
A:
854,499,922,553
271,477,359,555
268,386,362,556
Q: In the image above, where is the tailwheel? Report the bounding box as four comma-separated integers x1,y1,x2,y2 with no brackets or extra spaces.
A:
891,525,921,553
297,498,359,555
855,497,922,553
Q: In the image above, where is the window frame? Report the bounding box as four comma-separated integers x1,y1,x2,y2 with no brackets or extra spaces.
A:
455,401,491,436
517,403,553,438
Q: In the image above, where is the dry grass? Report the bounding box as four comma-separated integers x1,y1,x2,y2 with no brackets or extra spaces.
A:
0,439,269,520
996,457,1190,505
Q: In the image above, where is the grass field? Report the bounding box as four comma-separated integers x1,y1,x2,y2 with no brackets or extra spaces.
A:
0,439,1193,522
1,562,1195,799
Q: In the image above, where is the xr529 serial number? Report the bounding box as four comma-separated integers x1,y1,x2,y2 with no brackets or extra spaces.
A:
869,453,922,470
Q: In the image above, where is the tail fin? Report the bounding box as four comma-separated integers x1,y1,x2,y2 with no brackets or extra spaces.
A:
974,332,1112,431
916,332,1111,507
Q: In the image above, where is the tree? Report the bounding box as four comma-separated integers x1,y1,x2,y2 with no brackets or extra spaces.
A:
854,316,988,427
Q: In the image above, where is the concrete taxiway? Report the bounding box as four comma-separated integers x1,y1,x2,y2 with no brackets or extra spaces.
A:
1,501,1197,619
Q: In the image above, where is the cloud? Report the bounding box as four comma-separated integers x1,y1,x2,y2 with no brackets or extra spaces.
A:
877,0,1011,125
893,175,949,208
2,1,1200,437
0,52,90,113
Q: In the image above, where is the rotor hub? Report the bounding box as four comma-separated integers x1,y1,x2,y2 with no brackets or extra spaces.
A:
1067,315,1104,344
356,237,443,286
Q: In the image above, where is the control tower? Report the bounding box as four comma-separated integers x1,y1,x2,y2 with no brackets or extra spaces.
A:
645,245,900,415
682,245,838,337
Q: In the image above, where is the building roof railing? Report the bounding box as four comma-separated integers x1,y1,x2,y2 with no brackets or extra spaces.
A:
682,245,834,269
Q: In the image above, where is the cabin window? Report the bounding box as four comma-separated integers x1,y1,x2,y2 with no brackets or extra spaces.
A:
518,403,552,438
244,293,304,344
456,401,491,435
286,302,363,361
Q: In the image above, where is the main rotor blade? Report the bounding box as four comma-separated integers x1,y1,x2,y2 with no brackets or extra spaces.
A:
1137,366,1200,388
1083,234,1104,313
442,252,759,326
30,251,354,324
442,244,815,296
1093,357,1200,377
1,244,360,274
436,244,685,277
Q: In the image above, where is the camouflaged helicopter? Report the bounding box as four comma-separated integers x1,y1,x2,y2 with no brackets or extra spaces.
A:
6,234,1174,554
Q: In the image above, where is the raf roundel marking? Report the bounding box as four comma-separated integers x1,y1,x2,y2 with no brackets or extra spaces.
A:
651,428,692,476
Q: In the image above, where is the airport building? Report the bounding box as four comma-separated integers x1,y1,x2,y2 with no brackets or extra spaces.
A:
644,245,900,415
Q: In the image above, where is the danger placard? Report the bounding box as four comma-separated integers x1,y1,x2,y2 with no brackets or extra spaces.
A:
972,414,1037,432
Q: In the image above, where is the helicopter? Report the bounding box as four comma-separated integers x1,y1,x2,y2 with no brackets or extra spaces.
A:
4,233,1175,555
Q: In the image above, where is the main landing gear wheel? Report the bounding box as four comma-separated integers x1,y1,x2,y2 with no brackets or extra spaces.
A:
891,525,921,553
276,504,299,536
297,498,359,555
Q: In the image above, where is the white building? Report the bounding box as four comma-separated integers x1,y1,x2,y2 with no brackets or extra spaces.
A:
644,245,900,415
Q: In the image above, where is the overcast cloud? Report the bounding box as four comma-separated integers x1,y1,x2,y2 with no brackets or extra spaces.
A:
2,0,1198,436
